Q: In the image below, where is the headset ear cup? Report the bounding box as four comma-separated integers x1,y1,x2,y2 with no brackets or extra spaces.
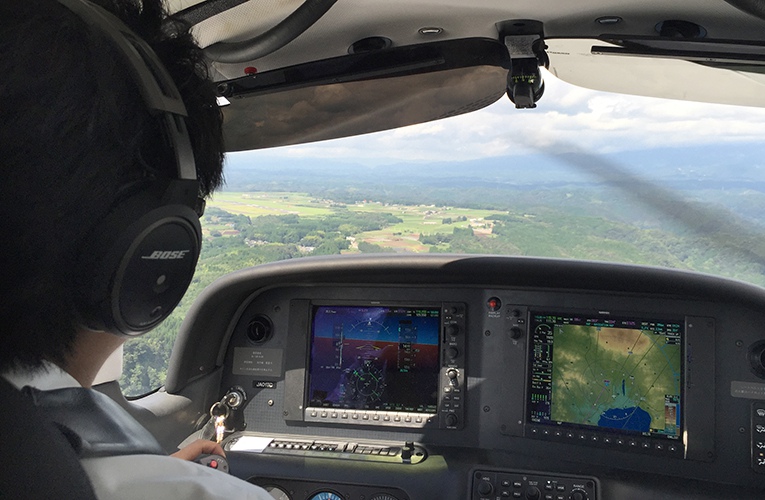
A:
75,195,201,336
54,0,205,338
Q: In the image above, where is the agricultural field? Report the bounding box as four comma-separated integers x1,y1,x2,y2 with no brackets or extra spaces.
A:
207,191,504,252
209,191,336,218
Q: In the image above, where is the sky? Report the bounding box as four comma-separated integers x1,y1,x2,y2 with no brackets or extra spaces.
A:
227,68,765,168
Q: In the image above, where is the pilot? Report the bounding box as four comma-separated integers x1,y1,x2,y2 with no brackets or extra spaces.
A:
0,0,271,498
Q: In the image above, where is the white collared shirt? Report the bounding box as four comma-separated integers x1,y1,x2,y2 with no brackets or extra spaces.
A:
4,360,81,391
3,364,272,500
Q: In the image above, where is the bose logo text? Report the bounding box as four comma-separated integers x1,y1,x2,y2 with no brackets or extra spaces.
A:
141,250,190,260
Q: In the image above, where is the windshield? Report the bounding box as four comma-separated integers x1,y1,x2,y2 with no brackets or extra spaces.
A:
120,69,765,396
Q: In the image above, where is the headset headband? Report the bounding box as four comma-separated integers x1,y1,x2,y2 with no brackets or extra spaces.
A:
57,0,197,181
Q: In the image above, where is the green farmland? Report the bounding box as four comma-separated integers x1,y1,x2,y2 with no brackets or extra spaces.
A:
207,191,503,252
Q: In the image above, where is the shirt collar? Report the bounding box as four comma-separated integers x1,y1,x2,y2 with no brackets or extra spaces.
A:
2,360,81,391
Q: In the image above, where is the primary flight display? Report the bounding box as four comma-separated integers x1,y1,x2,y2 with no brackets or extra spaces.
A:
307,305,441,414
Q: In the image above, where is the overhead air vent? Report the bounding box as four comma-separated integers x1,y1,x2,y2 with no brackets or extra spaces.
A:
656,20,707,38
247,315,273,344
348,36,392,54
749,340,765,379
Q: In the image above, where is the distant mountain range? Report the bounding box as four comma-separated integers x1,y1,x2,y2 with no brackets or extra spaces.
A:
224,143,765,191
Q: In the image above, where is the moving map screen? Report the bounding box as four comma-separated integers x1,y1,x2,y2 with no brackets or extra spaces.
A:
527,311,683,440
307,305,440,413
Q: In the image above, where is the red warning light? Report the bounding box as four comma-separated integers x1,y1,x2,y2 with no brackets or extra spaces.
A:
244,66,258,75
487,297,501,312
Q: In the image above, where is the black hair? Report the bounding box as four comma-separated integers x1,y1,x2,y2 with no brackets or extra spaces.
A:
0,0,225,372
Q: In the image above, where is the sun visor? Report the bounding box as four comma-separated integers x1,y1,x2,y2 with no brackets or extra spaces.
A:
546,38,765,108
217,38,509,151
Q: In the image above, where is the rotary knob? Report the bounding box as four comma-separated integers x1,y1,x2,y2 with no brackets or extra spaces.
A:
570,489,588,500
525,486,541,500
477,480,493,496
446,368,459,388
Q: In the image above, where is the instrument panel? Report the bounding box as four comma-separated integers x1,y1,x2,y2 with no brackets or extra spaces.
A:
166,255,765,499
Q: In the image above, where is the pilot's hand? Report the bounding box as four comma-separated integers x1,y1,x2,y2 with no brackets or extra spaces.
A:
171,439,226,461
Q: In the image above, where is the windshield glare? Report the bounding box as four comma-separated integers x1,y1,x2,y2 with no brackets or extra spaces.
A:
120,70,765,396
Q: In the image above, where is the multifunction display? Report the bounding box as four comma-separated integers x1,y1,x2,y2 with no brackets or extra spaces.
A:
308,305,441,414
527,311,683,442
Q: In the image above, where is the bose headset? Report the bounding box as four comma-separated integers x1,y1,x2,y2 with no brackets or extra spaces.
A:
59,0,205,336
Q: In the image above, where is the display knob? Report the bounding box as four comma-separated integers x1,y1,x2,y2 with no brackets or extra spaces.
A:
447,347,459,359
445,413,459,427
477,480,493,496
570,490,588,500
445,324,460,336
509,326,523,339
446,368,460,388
525,486,541,500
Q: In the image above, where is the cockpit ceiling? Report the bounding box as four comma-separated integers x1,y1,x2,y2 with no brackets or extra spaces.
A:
168,0,765,77
173,0,765,149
